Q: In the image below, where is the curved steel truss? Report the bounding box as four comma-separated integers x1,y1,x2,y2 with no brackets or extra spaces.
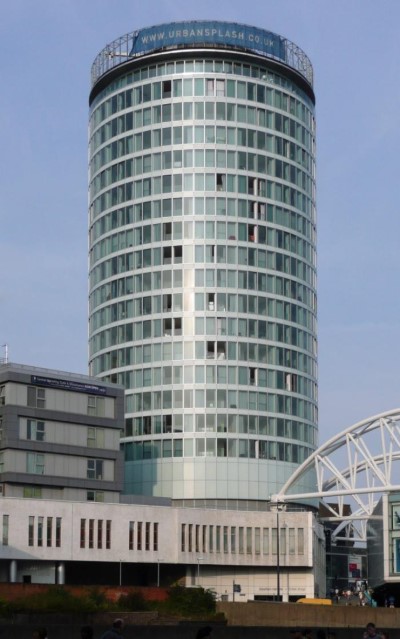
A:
272,409,400,542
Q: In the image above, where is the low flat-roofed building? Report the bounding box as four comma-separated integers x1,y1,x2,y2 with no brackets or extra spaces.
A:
0,494,325,600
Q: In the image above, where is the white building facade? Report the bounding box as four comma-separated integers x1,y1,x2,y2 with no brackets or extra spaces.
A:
0,495,325,600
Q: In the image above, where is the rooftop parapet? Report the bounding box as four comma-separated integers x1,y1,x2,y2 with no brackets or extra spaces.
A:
91,20,313,89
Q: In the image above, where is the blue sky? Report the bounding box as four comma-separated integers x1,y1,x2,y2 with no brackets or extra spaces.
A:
1,0,400,444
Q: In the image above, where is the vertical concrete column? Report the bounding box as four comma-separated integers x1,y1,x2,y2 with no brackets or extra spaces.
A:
9,560,17,583
56,562,65,585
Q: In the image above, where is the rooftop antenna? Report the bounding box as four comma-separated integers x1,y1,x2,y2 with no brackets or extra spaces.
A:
1,344,8,364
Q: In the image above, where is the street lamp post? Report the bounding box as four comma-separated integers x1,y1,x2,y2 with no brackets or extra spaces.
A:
285,522,289,601
268,498,285,602
276,507,281,602
197,557,203,585
157,559,164,587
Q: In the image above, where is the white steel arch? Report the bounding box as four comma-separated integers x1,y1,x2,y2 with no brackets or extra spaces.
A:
271,409,400,542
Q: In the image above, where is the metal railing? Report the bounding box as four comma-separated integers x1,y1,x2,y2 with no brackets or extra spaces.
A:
91,22,313,88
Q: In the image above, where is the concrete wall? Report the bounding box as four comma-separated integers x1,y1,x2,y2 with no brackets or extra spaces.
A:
217,601,400,629
2,608,400,639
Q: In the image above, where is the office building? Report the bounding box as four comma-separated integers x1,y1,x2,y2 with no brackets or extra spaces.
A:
88,20,317,503
0,362,125,503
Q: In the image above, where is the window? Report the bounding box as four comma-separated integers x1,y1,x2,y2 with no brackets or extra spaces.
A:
153,522,158,551
206,79,215,96
80,519,86,548
87,428,105,448
87,490,104,502
181,523,186,552
255,527,260,554
28,516,34,546
87,395,105,417
145,522,151,551
263,528,269,555
37,516,43,547
286,373,298,392
2,514,8,546
238,527,244,554
103,519,111,549
137,522,142,550
216,525,221,553
129,521,135,550
249,368,257,386
23,486,42,499
47,517,52,547
26,453,45,475
98,520,103,549
223,526,228,553
27,387,45,408
56,517,61,547
162,80,171,97
246,527,252,554
298,527,304,554
216,79,225,96
163,293,172,312
89,519,94,549
87,459,103,480
0,386,5,406
272,527,277,554
195,524,200,552
289,528,295,554
216,174,226,191
27,420,45,442
230,527,236,553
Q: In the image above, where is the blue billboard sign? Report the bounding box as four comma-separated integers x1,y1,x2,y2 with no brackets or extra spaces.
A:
130,21,286,63
31,375,107,396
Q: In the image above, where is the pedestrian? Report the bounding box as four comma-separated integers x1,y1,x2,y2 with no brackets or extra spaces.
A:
196,627,212,639
32,629,47,639
363,623,379,639
380,633,389,639
81,626,94,639
101,618,124,639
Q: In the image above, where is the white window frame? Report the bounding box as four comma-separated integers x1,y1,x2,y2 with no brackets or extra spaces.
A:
27,420,45,442
87,459,103,480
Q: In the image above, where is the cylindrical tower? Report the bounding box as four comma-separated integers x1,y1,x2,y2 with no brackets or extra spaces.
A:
88,21,317,505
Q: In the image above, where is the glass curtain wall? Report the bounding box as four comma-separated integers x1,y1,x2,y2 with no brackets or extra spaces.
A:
88,42,317,502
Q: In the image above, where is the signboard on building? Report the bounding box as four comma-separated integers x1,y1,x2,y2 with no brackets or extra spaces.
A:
31,375,107,396
130,21,286,63
393,539,400,573
392,504,400,529
348,555,362,579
